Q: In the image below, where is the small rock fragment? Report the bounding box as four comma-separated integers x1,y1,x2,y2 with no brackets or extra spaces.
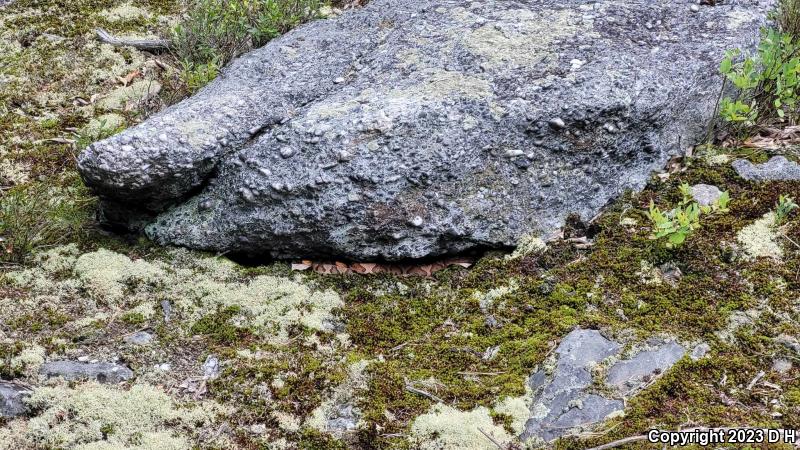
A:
0,381,31,418
123,331,153,346
40,361,134,384
690,184,722,206
733,156,800,181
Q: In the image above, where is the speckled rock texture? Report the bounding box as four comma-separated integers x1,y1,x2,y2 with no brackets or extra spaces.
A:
733,156,800,181
521,329,685,443
79,0,770,260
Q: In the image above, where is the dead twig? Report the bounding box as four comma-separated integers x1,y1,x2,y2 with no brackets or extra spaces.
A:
587,434,648,450
746,370,766,390
95,28,169,52
478,427,506,449
404,379,446,404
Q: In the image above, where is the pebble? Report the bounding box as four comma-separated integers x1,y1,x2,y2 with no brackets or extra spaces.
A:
409,216,424,227
548,117,566,129
123,331,154,346
690,4,700,12
279,147,296,158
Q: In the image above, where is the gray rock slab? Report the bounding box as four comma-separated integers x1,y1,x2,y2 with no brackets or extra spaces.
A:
78,0,771,260
123,331,154,346
733,156,800,181
522,329,621,442
0,381,31,418
522,330,686,444
606,341,686,396
40,361,134,384
691,184,722,206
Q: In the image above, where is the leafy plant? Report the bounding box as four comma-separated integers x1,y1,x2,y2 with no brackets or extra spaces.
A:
179,59,220,94
719,25,800,126
775,194,799,225
171,0,324,91
646,183,731,248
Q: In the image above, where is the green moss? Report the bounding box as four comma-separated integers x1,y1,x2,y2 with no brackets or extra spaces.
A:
191,305,253,345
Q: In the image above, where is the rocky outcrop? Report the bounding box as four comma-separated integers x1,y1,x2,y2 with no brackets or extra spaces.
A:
79,0,770,260
521,329,686,444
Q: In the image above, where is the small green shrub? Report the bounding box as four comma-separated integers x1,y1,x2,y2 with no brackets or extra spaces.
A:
775,194,798,225
171,0,324,91
180,59,220,94
719,0,800,128
0,180,94,263
646,183,730,248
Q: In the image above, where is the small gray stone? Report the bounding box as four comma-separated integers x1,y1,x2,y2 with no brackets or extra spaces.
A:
279,147,296,158
606,342,686,396
123,331,154,346
203,355,220,380
326,403,359,432
548,117,566,129
161,300,172,322
690,184,722,206
733,156,800,181
40,361,134,384
0,381,31,418
690,4,700,12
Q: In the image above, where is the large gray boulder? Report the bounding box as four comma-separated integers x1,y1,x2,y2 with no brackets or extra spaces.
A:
78,0,770,260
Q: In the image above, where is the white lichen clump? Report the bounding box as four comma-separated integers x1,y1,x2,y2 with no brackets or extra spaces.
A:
736,213,784,261
507,234,546,260
411,383,533,449
0,382,226,450
411,404,515,450
4,246,343,344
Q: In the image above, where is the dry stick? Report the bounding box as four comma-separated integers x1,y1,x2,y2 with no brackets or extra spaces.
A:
404,383,446,404
477,427,506,450
95,28,170,52
586,434,648,450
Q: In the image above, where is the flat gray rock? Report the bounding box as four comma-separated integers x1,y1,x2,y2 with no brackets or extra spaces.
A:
0,381,31,418
733,156,800,181
606,341,686,396
691,184,722,206
522,329,621,443
78,0,769,260
40,361,134,384
522,330,685,444
123,331,154,346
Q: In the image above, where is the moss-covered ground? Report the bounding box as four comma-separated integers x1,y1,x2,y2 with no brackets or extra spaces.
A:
1,0,800,449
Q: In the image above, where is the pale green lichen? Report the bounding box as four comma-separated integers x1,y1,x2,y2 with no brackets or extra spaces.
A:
96,79,162,111
736,213,784,261
6,247,341,342
0,382,227,450
306,360,370,434
411,404,515,450
9,344,45,378
100,3,151,22
507,234,546,260
459,8,585,70
636,260,663,286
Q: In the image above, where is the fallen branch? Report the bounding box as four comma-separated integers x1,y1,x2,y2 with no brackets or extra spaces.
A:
95,28,170,52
